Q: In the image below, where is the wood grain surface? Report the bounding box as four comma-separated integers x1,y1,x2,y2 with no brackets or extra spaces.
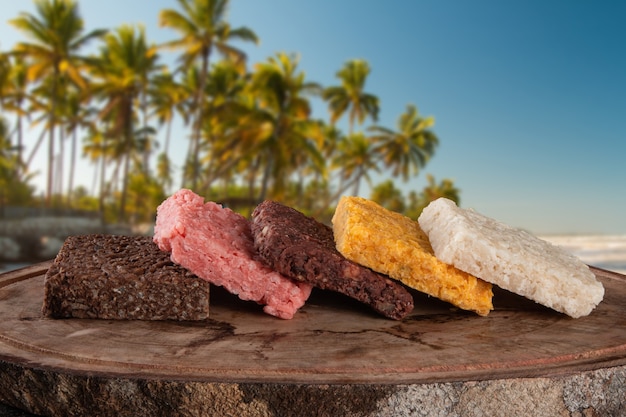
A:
0,261,625,385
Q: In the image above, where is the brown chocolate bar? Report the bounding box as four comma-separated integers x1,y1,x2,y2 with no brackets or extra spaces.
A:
42,234,210,320
251,201,414,320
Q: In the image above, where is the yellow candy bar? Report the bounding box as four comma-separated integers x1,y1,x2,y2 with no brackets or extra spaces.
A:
332,196,493,316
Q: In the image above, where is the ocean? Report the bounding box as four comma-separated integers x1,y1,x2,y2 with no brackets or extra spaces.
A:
541,234,626,275
1,235,626,275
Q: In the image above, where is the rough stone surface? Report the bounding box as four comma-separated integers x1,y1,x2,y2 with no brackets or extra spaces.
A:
455,379,567,417
563,368,626,415
0,360,624,417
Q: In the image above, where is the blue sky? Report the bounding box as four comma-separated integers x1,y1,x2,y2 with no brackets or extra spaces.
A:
1,1,625,234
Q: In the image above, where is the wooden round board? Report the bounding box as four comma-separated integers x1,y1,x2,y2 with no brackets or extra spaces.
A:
0,261,625,386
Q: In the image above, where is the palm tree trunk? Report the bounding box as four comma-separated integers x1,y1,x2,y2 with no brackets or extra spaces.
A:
189,48,211,191
98,147,107,226
258,152,274,201
56,124,65,199
67,128,77,207
164,118,172,156
46,68,60,207
160,119,174,193
16,107,24,179
46,114,55,207
119,108,133,223
117,89,138,223
351,166,365,196
189,107,202,190
314,174,361,217
91,158,98,197
25,128,47,168
140,88,151,174
248,156,260,203
119,150,131,222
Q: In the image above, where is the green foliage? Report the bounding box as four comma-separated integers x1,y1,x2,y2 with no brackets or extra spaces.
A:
369,104,439,181
407,174,461,220
0,116,35,209
369,175,461,221
71,186,100,212
323,59,379,134
370,180,405,213
126,171,167,223
8,0,107,205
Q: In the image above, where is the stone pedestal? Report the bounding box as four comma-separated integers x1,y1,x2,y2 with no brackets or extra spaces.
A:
1,263,625,417
0,363,624,417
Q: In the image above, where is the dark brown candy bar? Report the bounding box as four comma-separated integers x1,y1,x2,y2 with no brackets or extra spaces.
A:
251,201,414,320
42,234,210,320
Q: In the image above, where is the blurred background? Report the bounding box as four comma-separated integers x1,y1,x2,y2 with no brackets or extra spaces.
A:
0,0,625,272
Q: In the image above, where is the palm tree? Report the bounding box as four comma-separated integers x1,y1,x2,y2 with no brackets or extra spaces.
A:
0,116,16,214
196,59,249,192
90,24,160,221
322,59,379,135
0,55,32,180
148,69,190,192
420,173,460,204
369,104,439,180
0,117,16,180
149,69,189,158
404,174,460,220
61,90,96,205
9,0,106,206
370,179,405,213
331,132,380,197
247,52,323,202
159,0,258,190
0,53,8,92
0,115,35,212
82,126,113,223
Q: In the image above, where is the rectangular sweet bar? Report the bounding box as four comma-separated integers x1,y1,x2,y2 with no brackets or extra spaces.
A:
418,198,604,318
333,196,493,316
153,189,312,319
251,200,414,320
42,234,210,320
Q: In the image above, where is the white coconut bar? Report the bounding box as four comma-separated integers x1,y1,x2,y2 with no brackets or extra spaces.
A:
418,198,604,318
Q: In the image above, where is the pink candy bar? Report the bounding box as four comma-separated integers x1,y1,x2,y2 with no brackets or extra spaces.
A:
153,189,312,319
